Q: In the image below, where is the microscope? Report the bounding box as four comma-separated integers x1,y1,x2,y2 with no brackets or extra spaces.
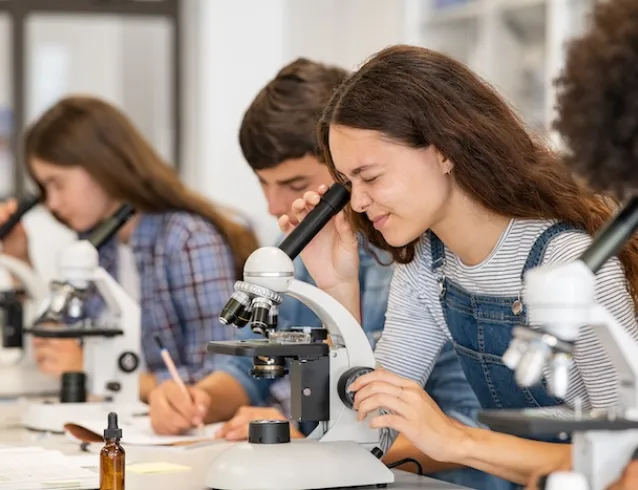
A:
479,196,638,490
205,183,395,490
20,204,147,433
0,193,58,396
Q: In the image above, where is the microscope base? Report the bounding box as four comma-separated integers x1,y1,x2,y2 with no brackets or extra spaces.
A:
0,363,58,398
204,439,395,490
21,399,148,433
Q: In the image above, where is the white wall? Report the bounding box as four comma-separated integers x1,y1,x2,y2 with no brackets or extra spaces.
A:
1,1,413,278
286,0,409,71
187,0,287,247
185,0,411,246
17,14,174,276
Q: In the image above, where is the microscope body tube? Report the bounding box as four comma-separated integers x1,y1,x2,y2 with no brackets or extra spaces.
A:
580,195,638,273
278,184,351,260
87,204,136,250
0,193,40,240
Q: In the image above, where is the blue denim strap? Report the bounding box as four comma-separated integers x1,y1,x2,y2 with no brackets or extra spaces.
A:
520,222,586,281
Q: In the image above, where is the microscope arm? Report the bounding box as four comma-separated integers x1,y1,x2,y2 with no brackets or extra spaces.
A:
0,254,48,301
285,279,376,368
589,303,638,415
90,266,139,319
284,278,380,446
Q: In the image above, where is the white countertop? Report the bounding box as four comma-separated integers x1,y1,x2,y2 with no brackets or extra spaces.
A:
0,399,469,490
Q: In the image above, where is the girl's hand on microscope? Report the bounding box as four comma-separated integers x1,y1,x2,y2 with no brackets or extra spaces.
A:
148,381,211,435
0,199,30,262
349,369,468,465
215,406,304,441
32,337,83,375
279,185,360,295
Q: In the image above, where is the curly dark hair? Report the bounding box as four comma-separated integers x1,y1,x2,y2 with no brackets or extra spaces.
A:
554,0,638,199
318,44,638,308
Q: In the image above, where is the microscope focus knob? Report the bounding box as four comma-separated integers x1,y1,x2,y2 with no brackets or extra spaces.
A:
338,367,375,409
248,420,291,444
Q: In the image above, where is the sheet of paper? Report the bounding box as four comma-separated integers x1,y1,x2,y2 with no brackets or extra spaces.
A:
68,416,224,446
127,462,191,474
65,453,100,468
0,447,98,490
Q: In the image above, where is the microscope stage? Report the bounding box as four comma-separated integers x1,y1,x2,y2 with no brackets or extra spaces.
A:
207,339,329,357
479,408,638,437
25,325,124,339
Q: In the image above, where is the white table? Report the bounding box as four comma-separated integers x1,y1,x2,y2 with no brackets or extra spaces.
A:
0,400,469,490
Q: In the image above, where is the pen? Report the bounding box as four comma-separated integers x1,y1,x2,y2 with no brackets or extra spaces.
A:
153,334,204,431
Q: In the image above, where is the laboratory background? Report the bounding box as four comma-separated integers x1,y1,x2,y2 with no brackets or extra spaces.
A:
1,1,635,490
0,0,594,272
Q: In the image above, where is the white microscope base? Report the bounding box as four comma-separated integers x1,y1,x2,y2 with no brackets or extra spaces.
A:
21,400,148,433
205,439,395,490
573,429,638,490
0,364,58,398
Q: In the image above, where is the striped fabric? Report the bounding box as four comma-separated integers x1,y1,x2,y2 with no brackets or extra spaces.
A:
375,218,638,451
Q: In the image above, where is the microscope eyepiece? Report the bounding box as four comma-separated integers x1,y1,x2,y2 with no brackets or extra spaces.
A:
580,195,638,273
0,193,40,240
279,183,350,260
88,203,136,250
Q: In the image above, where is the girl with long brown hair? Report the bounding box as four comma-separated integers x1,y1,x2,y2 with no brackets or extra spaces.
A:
282,44,638,486
0,95,258,401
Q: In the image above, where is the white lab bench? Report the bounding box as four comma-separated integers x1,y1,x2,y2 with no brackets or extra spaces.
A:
0,400,470,490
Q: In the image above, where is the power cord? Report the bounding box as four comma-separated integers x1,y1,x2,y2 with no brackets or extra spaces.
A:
370,447,424,476
385,458,424,476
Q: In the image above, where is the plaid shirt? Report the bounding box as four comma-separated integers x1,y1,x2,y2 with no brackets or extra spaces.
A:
83,212,237,383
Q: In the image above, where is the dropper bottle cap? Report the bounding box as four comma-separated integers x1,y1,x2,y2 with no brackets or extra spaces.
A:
104,412,122,440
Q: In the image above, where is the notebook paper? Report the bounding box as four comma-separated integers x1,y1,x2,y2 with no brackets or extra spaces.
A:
0,447,98,490
66,416,223,446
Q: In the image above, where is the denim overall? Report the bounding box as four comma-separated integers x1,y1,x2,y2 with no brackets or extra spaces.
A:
429,223,577,489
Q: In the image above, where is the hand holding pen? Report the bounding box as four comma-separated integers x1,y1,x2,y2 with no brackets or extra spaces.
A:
149,335,210,435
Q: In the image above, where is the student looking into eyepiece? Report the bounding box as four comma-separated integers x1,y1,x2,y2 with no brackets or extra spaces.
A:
147,58,512,489
283,44,638,486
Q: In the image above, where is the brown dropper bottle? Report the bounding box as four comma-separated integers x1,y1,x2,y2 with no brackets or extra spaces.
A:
100,412,125,490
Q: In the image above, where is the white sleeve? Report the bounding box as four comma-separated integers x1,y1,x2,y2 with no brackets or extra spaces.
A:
545,232,638,409
374,262,447,452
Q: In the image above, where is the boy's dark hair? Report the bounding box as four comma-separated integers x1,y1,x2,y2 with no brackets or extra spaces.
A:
554,0,638,199
239,58,348,170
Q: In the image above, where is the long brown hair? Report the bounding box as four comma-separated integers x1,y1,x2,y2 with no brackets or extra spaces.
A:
24,95,258,277
318,45,638,306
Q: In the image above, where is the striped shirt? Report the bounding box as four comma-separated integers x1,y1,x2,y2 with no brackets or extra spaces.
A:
375,218,638,450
